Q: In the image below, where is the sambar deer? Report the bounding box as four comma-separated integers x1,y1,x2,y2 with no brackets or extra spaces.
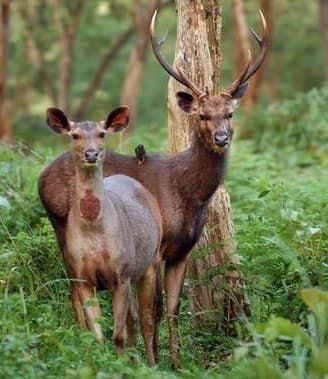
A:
44,107,162,365
38,10,268,368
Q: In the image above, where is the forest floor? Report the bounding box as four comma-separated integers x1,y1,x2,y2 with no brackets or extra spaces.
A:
0,125,327,378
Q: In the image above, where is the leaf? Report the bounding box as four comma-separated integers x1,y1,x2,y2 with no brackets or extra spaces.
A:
258,189,271,198
301,288,328,317
244,357,284,379
309,345,328,376
263,316,310,346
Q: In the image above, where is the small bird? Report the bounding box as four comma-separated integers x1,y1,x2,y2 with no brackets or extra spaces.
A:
135,144,146,165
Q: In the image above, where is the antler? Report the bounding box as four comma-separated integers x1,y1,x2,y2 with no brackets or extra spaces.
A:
226,10,269,96
151,9,269,99
150,10,207,99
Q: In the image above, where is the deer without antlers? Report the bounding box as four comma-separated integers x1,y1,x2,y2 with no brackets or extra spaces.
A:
44,107,163,365
38,10,268,368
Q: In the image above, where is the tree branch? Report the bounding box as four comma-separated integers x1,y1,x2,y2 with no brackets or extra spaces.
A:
73,27,134,120
18,2,57,104
73,0,173,120
49,0,86,112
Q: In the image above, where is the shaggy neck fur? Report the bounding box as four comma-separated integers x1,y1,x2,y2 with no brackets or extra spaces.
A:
173,130,227,206
74,164,106,223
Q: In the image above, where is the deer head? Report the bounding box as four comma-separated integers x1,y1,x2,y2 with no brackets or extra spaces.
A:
150,10,268,153
46,107,129,167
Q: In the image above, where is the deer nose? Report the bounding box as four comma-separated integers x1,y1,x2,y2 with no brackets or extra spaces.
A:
84,149,98,162
214,133,229,147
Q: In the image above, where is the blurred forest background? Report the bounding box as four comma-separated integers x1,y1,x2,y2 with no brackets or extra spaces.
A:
0,0,326,143
0,0,328,378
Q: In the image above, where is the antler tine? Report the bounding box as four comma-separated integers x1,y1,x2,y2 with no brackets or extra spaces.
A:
241,10,269,83
226,49,252,95
150,10,205,98
177,69,206,99
227,10,269,96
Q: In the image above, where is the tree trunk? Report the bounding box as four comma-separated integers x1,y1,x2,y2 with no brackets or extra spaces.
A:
232,0,251,75
233,0,272,108
120,0,161,132
0,0,11,140
167,0,249,330
319,0,328,80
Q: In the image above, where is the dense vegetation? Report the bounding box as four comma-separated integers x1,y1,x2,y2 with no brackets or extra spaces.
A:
1,1,328,378
1,87,327,377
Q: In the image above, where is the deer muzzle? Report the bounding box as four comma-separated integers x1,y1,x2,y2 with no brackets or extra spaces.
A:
214,133,229,147
84,149,99,164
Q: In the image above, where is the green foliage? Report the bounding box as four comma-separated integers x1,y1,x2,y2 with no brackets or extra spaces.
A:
8,0,326,145
0,88,326,378
2,0,328,371
228,288,328,379
241,86,328,157
221,0,323,100
1,91,327,376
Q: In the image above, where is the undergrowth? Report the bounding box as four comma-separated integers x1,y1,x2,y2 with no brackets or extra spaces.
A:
0,87,327,378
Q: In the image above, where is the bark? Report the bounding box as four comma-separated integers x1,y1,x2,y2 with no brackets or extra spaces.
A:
120,0,161,132
233,0,272,108
319,0,328,80
73,27,134,120
0,0,10,140
167,0,249,329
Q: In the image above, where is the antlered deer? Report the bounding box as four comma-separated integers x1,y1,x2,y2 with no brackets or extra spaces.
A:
44,107,162,365
38,11,268,368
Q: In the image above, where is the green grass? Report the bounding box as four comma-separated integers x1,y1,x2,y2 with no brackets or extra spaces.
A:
1,89,327,377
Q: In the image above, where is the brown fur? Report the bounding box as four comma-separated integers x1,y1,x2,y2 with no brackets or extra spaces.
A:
38,130,226,367
42,110,163,366
79,190,101,221
40,95,237,368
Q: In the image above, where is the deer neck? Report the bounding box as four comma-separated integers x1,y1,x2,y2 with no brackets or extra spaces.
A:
73,164,106,223
177,132,227,204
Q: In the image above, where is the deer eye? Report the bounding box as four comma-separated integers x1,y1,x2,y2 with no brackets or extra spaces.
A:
227,113,233,119
200,114,210,121
98,132,105,138
72,133,80,140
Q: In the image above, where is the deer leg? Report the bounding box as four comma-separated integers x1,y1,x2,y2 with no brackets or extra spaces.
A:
164,258,188,369
111,281,130,356
153,266,163,363
125,286,138,348
71,283,86,327
78,285,103,343
137,264,157,366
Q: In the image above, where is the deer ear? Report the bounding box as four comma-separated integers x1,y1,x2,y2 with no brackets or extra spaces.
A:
105,106,129,132
176,92,199,114
46,108,71,134
230,82,249,110
232,82,249,100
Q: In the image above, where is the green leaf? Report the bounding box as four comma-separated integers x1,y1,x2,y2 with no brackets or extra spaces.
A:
301,288,328,316
309,345,328,376
258,189,272,198
243,357,284,379
263,316,310,346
